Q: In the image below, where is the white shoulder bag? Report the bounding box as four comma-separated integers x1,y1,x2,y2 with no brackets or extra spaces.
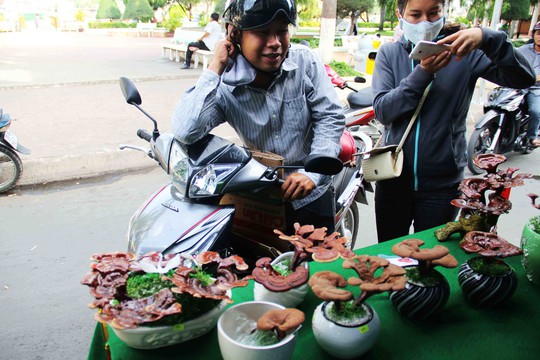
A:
361,86,431,182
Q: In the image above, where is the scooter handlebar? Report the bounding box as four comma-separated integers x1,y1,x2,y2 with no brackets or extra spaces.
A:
137,129,152,142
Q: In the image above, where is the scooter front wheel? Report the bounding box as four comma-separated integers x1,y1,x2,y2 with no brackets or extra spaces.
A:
0,146,22,193
467,121,500,175
339,201,359,250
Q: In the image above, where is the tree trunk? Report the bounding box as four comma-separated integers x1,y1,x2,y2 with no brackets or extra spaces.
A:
529,2,540,36
378,7,386,31
319,0,337,64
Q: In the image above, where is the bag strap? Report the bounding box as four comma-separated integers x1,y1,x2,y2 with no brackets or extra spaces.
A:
396,84,432,153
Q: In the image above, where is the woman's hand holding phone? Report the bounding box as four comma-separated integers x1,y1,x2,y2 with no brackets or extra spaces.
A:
437,27,483,61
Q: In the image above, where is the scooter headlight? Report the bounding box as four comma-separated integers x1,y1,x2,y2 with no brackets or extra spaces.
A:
169,141,190,195
189,164,241,198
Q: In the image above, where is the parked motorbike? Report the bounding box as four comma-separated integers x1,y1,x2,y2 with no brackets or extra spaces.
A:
118,77,369,265
467,86,536,174
324,64,383,144
0,107,31,193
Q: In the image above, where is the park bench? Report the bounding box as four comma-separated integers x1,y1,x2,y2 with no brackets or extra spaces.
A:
136,22,157,37
161,29,215,69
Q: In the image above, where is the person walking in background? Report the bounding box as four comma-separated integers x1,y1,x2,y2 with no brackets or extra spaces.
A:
181,13,222,69
517,21,540,147
173,0,345,233
371,0,535,243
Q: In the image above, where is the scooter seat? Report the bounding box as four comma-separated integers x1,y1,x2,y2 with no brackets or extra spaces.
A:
347,87,373,108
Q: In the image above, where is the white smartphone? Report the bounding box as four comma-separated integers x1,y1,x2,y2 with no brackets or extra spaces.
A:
409,40,451,60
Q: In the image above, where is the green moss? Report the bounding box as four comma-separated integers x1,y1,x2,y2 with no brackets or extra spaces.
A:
251,329,280,346
469,257,511,276
125,270,220,326
405,266,443,287
326,300,369,325
528,216,540,234
273,258,293,277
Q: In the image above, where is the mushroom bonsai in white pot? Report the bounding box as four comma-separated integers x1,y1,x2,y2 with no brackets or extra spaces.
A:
309,255,407,359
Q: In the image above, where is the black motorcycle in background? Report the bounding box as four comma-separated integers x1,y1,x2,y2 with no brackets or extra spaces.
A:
467,86,536,174
0,107,31,193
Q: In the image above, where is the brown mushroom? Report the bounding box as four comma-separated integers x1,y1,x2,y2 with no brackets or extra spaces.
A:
257,308,305,340
392,239,458,275
528,193,540,209
473,154,507,174
308,270,352,302
392,239,449,261
461,231,523,258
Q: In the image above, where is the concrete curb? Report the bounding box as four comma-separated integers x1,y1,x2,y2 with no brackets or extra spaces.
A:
18,149,157,187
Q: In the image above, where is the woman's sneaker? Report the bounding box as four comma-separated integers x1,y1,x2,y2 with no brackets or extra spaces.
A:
181,62,190,69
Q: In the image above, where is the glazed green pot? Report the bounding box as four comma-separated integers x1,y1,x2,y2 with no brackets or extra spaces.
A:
521,216,540,287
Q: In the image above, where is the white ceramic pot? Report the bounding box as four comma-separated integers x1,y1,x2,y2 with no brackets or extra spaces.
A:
112,299,228,349
312,301,380,359
253,252,309,308
217,301,299,360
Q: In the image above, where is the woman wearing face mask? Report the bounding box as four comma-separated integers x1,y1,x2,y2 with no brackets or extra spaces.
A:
371,0,535,243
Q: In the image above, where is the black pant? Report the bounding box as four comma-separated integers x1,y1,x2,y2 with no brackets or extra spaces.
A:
185,40,209,64
284,186,336,235
375,180,460,243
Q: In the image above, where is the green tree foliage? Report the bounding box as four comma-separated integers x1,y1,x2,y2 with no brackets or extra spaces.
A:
337,0,375,22
123,0,155,21
296,0,320,19
96,0,121,20
162,3,186,31
148,0,167,11
501,0,530,20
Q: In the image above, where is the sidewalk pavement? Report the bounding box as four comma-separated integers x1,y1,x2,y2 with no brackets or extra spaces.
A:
1,30,207,187
0,30,535,189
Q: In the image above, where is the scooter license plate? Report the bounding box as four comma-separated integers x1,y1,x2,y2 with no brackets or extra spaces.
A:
4,130,18,149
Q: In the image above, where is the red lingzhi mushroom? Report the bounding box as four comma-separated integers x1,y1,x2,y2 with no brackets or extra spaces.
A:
257,308,305,340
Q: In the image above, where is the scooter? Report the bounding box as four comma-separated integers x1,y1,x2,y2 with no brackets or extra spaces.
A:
0,107,31,193
467,86,536,174
118,77,370,264
324,64,383,144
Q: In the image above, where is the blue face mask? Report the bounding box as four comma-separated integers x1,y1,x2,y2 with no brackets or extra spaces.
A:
400,16,444,45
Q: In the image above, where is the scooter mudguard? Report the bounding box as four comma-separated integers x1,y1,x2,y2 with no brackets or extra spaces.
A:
474,109,502,129
127,183,235,256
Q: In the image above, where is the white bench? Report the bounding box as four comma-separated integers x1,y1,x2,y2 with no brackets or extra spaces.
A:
161,29,215,69
136,22,157,37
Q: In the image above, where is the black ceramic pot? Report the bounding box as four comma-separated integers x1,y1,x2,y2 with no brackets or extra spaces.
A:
389,267,450,320
458,256,518,307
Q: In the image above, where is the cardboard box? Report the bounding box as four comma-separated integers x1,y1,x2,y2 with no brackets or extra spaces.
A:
220,150,290,253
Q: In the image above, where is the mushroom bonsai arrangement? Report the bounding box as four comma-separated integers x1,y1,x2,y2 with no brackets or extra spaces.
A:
521,193,540,286
389,239,458,319
309,255,407,359
458,231,522,306
217,302,304,360
436,154,532,242
253,223,356,307
81,251,249,348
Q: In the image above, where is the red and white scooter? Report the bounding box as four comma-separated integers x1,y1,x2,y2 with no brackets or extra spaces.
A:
325,64,383,145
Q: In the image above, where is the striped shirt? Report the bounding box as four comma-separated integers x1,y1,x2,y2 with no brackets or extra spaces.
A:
518,43,540,94
172,45,345,209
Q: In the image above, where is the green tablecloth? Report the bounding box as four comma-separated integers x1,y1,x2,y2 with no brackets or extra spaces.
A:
87,228,540,359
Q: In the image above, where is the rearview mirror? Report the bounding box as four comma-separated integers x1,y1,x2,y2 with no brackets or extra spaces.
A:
119,77,142,105
304,155,343,175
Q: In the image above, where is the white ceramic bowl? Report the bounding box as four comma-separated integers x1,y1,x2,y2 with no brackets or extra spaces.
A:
112,299,228,349
253,252,309,308
217,301,299,360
